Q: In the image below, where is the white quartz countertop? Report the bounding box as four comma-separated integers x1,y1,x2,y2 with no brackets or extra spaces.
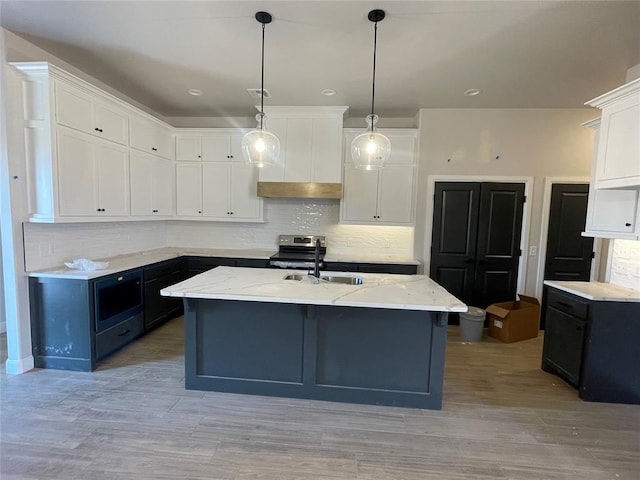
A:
544,281,640,302
27,247,276,280
27,247,421,280
161,266,467,312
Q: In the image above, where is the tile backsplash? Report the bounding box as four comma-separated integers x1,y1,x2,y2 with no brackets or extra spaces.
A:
167,198,414,256
23,199,415,271
23,221,167,271
609,239,640,291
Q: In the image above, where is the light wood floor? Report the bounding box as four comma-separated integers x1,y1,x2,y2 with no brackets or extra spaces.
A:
1,317,638,479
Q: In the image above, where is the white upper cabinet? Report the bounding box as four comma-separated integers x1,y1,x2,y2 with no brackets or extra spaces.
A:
258,107,348,183
176,163,203,217
586,79,640,189
174,129,263,222
176,132,245,162
10,62,177,222
586,188,639,238
130,150,174,217
57,127,129,217
340,129,418,225
203,133,244,162
130,114,174,160
55,80,129,146
175,135,202,161
583,118,640,240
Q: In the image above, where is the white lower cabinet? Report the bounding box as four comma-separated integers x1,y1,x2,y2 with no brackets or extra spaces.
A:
57,127,129,217
176,163,262,221
130,151,174,216
584,188,640,240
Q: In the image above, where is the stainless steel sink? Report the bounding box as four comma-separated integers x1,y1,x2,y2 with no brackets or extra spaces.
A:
320,275,363,285
283,273,363,285
283,274,306,281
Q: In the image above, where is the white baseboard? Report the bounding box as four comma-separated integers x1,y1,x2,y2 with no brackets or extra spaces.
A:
5,355,35,374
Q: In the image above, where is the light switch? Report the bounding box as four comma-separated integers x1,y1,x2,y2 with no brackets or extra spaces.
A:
529,246,537,256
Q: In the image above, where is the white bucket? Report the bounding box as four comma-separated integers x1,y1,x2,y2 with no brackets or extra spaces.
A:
459,307,485,342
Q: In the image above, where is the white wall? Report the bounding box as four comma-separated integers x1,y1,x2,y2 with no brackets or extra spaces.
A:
414,108,597,297
609,240,640,291
166,199,414,257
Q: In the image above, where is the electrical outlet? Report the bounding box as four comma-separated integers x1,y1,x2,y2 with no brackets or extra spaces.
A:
529,246,537,256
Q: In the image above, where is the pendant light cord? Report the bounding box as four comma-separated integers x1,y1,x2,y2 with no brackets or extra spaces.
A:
260,21,266,130
370,20,378,117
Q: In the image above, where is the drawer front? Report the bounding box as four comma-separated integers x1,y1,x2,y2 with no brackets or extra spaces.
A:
543,308,587,387
144,258,183,280
186,256,234,273
235,258,269,268
358,263,418,274
324,262,356,272
546,288,589,319
95,313,143,360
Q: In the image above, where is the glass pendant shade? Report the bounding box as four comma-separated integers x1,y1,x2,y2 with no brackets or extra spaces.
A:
351,10,390,169
242,114,280,168
243,11,279,168
351,114,390,170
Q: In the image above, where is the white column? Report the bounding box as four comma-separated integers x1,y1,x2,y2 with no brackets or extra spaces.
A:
0,30,34,374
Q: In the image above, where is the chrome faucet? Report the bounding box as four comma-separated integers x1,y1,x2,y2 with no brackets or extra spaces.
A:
313,238,321,279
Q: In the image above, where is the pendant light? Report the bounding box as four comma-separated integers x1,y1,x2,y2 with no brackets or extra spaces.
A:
242,11,280,168
351,9,391,170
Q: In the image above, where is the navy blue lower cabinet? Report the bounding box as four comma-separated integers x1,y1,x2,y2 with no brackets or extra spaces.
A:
29,269,146,371
324,262,418,274
184,299,448,409
541,286,640,404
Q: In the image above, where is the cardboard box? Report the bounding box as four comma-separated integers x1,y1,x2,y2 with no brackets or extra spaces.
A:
486,294,540,343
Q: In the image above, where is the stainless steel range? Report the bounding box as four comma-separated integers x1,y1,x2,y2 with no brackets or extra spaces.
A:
269,235,326,269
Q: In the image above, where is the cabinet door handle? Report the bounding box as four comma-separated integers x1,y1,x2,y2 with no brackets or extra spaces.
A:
464,258,474,264
576,326,583,332
557,301,573,309
94,127,103,133
625,223,632,227
117,329,131,337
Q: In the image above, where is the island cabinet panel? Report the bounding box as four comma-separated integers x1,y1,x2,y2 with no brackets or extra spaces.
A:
183,299,448,409
315,307,434,393
191,301,304,384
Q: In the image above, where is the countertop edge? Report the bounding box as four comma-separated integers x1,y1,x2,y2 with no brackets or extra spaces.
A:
543,280,640,302
27,247,422,279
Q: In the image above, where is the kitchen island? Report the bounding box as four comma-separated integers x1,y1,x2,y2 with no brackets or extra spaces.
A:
161,267,466,409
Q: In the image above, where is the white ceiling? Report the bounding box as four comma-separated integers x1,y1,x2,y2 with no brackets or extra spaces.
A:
2,0,639,119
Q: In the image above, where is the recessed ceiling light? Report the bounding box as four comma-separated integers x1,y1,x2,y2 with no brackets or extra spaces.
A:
187,88,203,96
321,88,337,96
464,88,481,96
